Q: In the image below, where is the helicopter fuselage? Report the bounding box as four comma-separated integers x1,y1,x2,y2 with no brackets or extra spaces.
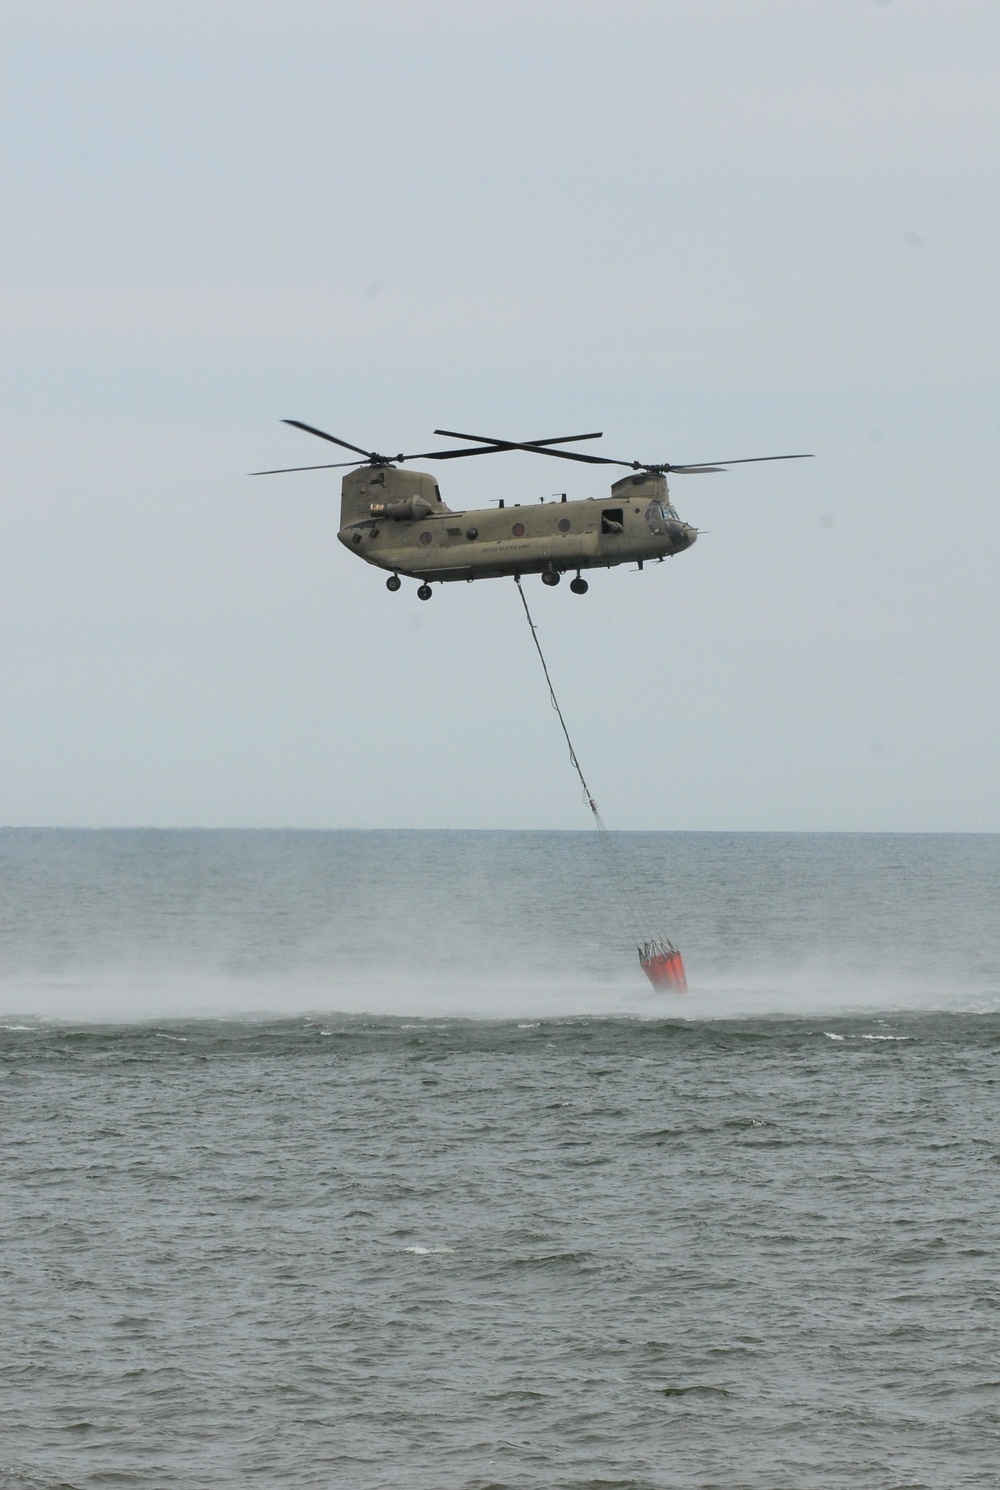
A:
336,464,696,586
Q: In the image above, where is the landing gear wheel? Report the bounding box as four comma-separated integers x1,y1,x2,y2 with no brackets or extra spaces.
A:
570,574,589,595
417,583,433,601
386,574,401,592
541,568,561,587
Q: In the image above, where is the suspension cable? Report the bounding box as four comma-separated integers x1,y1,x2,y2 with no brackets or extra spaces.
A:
514,576,596,809
514,576,644,946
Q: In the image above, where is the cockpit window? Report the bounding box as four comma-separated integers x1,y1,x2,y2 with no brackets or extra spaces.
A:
644,499,680,536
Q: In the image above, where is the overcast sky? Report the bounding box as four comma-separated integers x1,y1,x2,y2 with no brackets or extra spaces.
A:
3,0,998,831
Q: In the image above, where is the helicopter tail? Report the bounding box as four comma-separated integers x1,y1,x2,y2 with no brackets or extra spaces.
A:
340,465,448,528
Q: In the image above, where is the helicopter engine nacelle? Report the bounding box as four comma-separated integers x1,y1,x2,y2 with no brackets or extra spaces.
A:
369,495,434,521
340,464,448,529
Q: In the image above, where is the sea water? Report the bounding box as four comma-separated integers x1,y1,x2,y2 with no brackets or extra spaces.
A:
1,830,998,1487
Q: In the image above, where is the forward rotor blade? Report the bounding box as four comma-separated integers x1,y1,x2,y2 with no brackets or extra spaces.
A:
250,459,364,475
279,422,598,466
425,442,611,464
434,430,629,466
283,420,374,458
511,450,815,473
507,450,816,473
268,422,814,479
668,453,814,472
432,431,814,474
500,445,620,464
433,428,603,452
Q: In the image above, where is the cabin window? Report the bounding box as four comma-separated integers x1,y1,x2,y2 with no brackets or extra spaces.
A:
419,531,432,545
512,522,525,537
601,508,624,534
558,518,571,533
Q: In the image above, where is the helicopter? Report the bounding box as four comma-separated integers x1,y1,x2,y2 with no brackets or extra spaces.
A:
253,422,812,599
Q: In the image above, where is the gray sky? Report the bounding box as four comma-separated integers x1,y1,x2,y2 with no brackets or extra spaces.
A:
3,0,998,830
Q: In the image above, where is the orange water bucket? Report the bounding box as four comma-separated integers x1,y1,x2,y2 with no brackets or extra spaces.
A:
639,941,688,992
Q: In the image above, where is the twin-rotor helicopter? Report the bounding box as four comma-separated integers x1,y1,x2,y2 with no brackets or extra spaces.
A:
253,422,812,599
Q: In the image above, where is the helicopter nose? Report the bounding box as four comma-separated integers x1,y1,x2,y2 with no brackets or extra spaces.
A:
668,522,697,552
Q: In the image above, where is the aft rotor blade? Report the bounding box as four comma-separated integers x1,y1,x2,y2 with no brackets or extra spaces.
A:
254,443,531,472
501,444,619,464
430,434,815,474
420,442,606,463
434,431,632,466
411,443,513,461
250,459,364,475
433,428,604,453
279,422,594,466
283,420,374,458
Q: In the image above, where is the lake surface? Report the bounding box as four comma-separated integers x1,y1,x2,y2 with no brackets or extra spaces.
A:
2,830,998,1487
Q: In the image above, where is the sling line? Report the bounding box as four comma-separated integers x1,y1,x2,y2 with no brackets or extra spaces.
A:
513,576,687,991
514,575,643,945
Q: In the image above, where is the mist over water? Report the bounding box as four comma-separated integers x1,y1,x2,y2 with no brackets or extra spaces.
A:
3,832,999,1488
2,830,998,1021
